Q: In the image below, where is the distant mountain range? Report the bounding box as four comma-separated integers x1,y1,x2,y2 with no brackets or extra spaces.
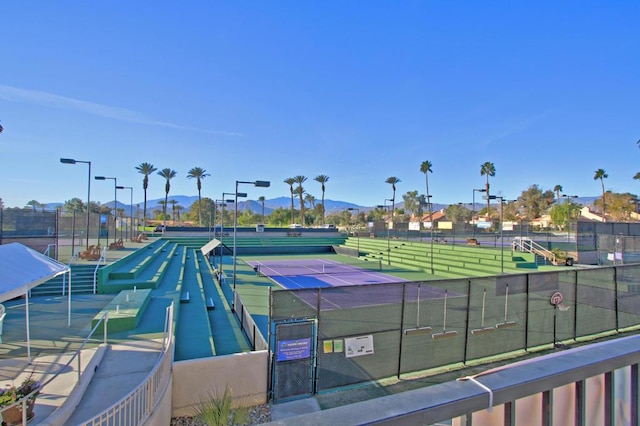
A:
41,195,599,214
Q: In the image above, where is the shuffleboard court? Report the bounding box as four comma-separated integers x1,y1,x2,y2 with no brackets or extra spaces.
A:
248,258,406,289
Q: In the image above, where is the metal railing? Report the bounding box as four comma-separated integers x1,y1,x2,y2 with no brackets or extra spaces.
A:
62,248,80,296
274,334,640,425
81,302,174,426
512,236,557,265
0,311,109,425
92,247,107,294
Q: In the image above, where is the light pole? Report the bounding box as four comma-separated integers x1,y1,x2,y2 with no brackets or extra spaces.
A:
60,158,91,249
385,199,393,264
347,207,360,254
489,195,504,273
116,185,133,241
472,188,486,240
220,192,236,273
425,195,434,274
562,195,578,242
95,176,117,245
233,180,270,311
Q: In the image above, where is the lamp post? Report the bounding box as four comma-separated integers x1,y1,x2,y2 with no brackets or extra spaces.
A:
424,194,434,274
116,185,133,241
472,188,486,240
347,207,360,254
60,158,91,249
232,180,270,311
562,195,578,242
489,195,504,273
220,193,237,273
385,199,394,264
95,176,117,245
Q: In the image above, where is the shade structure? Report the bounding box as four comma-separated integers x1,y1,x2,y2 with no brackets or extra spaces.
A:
0,243,71,360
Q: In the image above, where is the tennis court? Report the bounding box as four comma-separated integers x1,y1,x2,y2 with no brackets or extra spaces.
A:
248,258,406,289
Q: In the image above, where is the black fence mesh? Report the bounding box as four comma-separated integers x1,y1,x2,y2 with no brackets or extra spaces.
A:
270,264,640,396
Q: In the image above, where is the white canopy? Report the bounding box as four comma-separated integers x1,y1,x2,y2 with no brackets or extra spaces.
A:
0,243,69,302
0,243,71,360
200,238,222,256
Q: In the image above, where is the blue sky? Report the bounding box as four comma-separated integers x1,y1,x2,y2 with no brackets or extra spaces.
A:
1,1,639,209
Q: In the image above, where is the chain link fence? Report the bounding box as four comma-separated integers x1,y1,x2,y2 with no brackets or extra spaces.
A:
270,263,640,398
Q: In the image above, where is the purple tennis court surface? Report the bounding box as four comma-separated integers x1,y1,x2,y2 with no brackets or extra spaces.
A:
248,258,406,289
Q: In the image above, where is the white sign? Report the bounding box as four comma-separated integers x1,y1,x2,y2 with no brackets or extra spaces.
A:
476,221,492,229
345,335,374,358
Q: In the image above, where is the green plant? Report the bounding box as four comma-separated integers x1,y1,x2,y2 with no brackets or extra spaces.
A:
0,369,41,408
551,247,568,261
192,386,249,426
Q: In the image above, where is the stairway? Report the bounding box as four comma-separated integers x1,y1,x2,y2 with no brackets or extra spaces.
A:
31,264,99,296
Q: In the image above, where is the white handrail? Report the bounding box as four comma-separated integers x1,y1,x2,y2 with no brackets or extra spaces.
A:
92,247,107,294
512,237,557,265
62,249,80,296
80,303,174,426
0,311,109,423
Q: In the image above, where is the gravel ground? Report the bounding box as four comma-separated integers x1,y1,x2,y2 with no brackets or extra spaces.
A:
170,403,271,425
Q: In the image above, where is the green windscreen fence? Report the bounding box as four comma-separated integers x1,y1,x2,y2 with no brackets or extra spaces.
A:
270,264,640,397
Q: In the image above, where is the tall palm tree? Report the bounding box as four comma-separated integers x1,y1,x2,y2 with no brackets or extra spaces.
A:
26,200,40,212
258,196,266,224
385,177,401,229
168,199,179,224
293,175,307,226
157,168,177,228
420,161,433,225
594,168,609,220
554,185,563,203
480,162,496,220
187,166,210,226
634,172,640,181
284,177,295,224
314,175,330,225
135,162,157,227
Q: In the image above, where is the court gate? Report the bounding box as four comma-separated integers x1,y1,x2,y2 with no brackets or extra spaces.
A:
271,320,316,402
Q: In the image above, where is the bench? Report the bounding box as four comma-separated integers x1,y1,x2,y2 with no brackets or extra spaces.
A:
206,297,215,310
180,291,190,303
467,238,480,246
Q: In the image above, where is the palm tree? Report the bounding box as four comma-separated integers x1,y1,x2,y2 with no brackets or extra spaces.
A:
187,167,210,226
480,162,496,220
168,199,179,224
594,168,609,220
385,177,401,229
157,168,177,228
293,175,308,226
420,161,433,225
634,172,640,182
554,185,563,203
135,162,157,227
284,178,295,224
314,175,330,225
258,196,266,224
26,200,40,212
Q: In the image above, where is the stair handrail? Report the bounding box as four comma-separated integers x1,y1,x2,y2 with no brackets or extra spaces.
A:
92,247,107,294
62,248,81,296
512,237,557,265
2,311,110,424
80,303,174,426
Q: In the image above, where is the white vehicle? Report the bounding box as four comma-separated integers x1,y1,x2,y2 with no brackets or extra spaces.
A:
289,224,303,229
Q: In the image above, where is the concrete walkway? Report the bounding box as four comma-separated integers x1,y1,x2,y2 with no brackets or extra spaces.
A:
65,339,163,424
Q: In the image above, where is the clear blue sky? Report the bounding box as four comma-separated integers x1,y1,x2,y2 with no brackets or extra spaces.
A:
1,1,639,209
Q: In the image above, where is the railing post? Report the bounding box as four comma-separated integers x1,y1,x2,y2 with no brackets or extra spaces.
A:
104,312,108,344
77,351,82,382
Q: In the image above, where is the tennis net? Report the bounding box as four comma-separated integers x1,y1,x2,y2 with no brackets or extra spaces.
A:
253,260,382,277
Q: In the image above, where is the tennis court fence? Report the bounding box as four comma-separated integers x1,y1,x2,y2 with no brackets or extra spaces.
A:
269,263,640,401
